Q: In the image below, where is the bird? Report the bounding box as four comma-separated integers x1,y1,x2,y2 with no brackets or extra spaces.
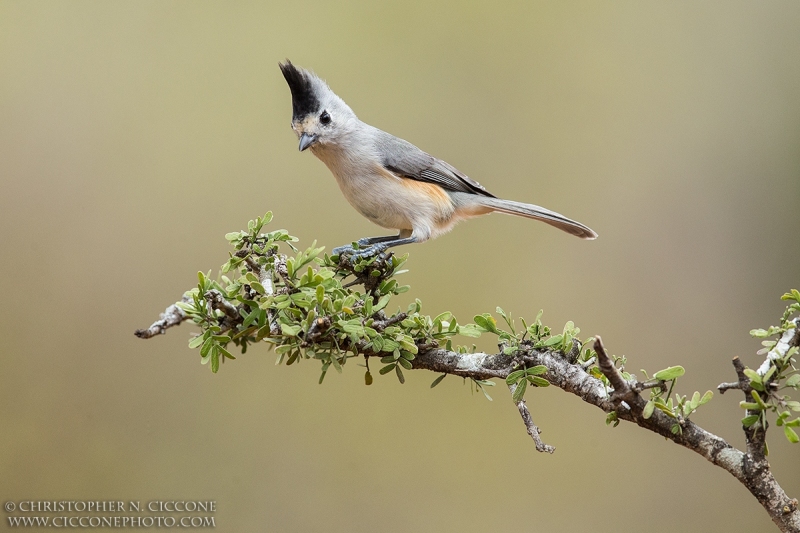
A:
279,60,597,258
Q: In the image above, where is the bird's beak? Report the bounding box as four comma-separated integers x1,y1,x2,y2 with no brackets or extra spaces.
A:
298,132,317,152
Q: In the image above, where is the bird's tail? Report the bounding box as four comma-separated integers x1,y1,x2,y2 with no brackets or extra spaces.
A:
475,197,598,240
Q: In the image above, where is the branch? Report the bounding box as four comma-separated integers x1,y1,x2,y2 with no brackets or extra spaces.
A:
134,294,191,339
412,344,800,532
135,215,800,532
508,381,554,453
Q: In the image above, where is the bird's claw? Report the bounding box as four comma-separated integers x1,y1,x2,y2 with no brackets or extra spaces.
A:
332,243,388,263
332,244,357,256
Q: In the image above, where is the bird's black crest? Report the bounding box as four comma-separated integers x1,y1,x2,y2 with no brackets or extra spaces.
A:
279,60,321,121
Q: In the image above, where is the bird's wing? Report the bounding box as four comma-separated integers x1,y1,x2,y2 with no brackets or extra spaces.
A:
376,131,496,198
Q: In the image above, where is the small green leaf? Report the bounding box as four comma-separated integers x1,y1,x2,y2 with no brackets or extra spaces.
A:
188,335,205,349
218,345,236,360
473,314,496,333
653,366,685,381
699,390,713,405
643,401,655,419
281,324,302,337
751,390,768,409
541,335,563,347
506,370,526,385
395,365,405,384
512,379,527,402
690,391,701,410
784,425,800,444
430,374,447,388
526,365,548,376
479,385,493,402
529,376,549,387
458,325,482,338
211,350,220,373
743,368,762,384
742,414,760,427
786,374,800,388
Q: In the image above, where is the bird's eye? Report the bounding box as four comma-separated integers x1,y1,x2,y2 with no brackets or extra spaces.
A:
319,110,331,125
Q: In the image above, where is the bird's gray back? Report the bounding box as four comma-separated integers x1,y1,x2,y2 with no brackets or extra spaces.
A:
371,127,496,198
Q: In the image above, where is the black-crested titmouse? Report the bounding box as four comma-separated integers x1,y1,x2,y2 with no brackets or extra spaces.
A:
279,61,597,257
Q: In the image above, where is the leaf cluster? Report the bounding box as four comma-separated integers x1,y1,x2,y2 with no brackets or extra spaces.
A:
741,290,800,445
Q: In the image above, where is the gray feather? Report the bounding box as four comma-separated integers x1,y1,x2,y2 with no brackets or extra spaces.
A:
375,131,495,197
467,196,598,240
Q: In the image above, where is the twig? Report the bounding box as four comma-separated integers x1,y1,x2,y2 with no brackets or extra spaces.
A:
594,336,635,405
509,382,554,453
204,289,240,321
134,294,191,339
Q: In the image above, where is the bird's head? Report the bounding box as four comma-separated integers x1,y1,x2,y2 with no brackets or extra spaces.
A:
279,60,356,152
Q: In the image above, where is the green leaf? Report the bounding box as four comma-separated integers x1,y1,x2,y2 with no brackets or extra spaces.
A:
218,346,236,360
200,338,212,357
529,376,549,387
786,374,800,388
741,414,760,427
188,335,205,349
653,366,685,381
473,314,497,333
379,364,395,375
211,350,220,373
699,390,713,405
395,365,405,384
541,335,563,347
281,323,302,337
751,390,768,409
740,401,762,410
330,355,342,373
373,294,392,312
643,400,655,419
743,368,762,384
430,374,447,388
784,425,800,444
526,365,548,376
781,289,800,303
506,370,526,385
512,379,527,402
458,325,482,338
479,385,493,402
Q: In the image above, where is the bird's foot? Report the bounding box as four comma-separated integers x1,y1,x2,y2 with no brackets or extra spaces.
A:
332,243,357,256
332,243,388,263
349,243,387,259
332,238,381,257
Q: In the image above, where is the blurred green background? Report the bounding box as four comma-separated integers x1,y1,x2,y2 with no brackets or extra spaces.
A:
2,1,799,531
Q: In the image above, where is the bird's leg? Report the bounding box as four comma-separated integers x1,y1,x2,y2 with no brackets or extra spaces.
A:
332,234,404,256
346,236,417,259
